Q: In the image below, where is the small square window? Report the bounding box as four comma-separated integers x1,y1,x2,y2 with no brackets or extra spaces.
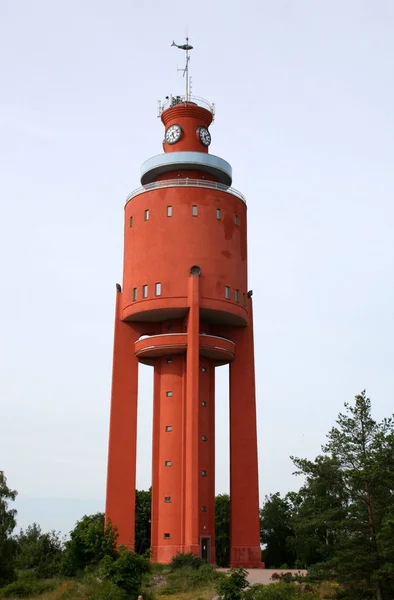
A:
235,214,239,226
216,208,221,220
164,533,170,539
225,286,231,300
165,425,172,432
132,287,137,301
129,216,133,227
242,293,246,306
167,205,172,217
201,401,207,407
166,391,173,397
155,282,161,296
202,367,207,373
164,497,171,503
192,205,198,216
235,289,240,303
201,470,207,477
165,461,172,467
202,435,207,441
144,209,149,221
201,506,207,512
167,357,172,364
143,285,148,298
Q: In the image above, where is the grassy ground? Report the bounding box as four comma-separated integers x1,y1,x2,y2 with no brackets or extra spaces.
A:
0,569,338,600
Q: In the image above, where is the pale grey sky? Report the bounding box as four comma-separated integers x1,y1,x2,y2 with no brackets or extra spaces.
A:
1,0,393,535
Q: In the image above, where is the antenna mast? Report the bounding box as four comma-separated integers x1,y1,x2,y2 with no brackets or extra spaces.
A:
171,37,193,101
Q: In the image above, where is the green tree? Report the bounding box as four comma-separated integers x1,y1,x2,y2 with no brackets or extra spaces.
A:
215,494,230,567
14,523,63,578
291,391,394,600
135,489,151,555
260,493,295,568
287,456,347,568
61,513,117,576
0,471,17,586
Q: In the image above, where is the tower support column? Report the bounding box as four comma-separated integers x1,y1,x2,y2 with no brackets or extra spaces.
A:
183,269,200,555
229,300,262,567
105,287,141,549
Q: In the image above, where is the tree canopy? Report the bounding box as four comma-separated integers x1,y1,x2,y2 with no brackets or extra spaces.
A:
15,523,63,578
0,471,17,586
291,391,394,599
61,513,117,576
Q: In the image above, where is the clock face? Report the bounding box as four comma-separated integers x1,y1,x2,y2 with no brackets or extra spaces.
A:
165,124,182,144
198,126,211,147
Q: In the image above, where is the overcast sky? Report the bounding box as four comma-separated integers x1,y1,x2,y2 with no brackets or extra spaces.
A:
1,0,394,535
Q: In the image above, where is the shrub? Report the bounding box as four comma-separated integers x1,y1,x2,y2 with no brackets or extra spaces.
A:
216,568,249,600
158,564,222,595
170,552,204,570
87,581,128,600
271,573,305,584
98,546,151,596
243,582,320,600
0,580,55,598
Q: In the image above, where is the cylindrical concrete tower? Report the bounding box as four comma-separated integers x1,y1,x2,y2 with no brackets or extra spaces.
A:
105,93,261,567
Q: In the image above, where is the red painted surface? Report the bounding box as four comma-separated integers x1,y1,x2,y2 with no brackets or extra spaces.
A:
105,100,262,567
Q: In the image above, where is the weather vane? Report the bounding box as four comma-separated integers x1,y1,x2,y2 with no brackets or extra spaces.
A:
171,37,193,101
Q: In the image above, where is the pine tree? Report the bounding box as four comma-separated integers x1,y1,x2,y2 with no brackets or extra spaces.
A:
291,392,394,600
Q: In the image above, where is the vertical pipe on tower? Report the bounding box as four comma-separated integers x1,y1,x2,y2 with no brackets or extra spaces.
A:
184,268,201,554
105,288,140,549
229,300,262,567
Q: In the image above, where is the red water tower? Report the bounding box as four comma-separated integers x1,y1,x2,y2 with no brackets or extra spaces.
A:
105,52,261,567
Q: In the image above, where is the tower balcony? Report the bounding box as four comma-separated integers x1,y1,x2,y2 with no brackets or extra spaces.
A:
158,95,215,119
135,333,235,366
126,177,246,204
139,152,234,186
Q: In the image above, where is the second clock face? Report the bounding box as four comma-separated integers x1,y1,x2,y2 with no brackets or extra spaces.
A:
198,126,211,147
165,124,182,144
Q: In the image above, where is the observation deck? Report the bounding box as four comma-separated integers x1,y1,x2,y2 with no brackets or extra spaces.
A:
126,178,246,204
158,94,215,119
140,152,232,186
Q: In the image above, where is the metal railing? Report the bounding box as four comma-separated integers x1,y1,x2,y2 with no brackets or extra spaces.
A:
126,178,246,204
158,95,215,118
